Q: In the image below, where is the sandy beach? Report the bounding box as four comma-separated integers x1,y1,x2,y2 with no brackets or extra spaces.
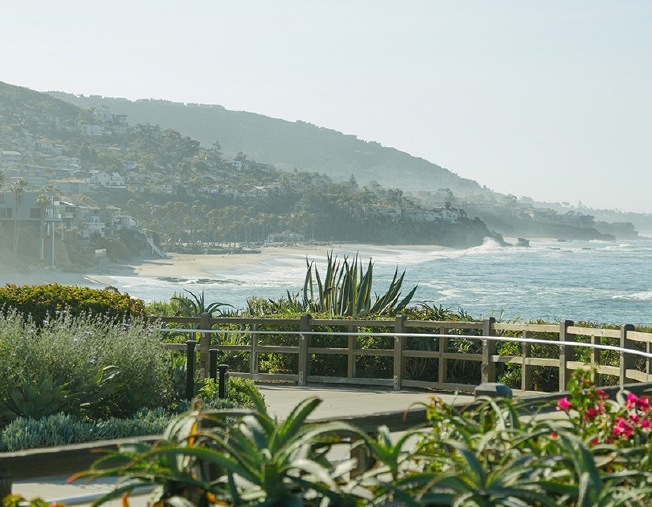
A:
0,243,444,289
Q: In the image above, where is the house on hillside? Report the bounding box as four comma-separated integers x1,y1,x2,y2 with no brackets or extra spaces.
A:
89,171,126,189
49,178,90,194
266,231,305,243
0,192,43,222
80,124,104,136
0,150,22,168
370,204,402,219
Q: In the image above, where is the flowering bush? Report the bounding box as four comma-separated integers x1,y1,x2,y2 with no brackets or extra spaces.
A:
556,368,652,447
0,283,145,324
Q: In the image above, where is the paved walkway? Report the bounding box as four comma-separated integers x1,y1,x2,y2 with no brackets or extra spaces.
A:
11,385,475,505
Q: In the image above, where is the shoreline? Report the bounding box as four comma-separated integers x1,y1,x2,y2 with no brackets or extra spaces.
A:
0,243,445,289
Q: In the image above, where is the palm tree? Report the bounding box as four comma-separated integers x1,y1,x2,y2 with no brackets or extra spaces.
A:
36,193,49,261
11,179,27,255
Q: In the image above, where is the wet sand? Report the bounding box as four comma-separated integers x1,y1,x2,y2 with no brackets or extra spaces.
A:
1,243,443,288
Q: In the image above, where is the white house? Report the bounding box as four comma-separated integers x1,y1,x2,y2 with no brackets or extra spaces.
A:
89,172,126,189
80,124,104,136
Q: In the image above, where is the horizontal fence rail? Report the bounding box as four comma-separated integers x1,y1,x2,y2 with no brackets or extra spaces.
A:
158,315,652,393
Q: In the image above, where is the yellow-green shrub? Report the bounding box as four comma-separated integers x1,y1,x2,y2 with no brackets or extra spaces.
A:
0,283,145,324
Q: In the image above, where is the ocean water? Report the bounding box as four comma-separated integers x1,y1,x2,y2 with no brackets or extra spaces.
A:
99,239,652,326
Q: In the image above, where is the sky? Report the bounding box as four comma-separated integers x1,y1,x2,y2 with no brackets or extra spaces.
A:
2,1,651,213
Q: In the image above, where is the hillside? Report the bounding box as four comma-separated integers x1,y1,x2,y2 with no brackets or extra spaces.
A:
48,92,489,198
0,80,500,267
49,91,652,240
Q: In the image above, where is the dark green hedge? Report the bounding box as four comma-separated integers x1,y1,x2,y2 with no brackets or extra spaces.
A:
0,284,145,323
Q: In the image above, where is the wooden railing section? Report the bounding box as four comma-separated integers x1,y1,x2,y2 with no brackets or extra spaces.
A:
159,315,652,393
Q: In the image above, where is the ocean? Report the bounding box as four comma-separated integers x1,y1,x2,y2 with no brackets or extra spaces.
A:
100,239,652,326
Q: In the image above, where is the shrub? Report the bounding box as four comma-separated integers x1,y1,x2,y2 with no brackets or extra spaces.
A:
556,368,652,447
196,376,263,407
0,283,145,323
0,311,172,423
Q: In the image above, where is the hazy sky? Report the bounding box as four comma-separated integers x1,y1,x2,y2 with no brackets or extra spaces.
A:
2,1,651,213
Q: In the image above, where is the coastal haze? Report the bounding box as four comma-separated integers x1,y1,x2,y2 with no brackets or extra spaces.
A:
2,1,651,213
1,2,651,324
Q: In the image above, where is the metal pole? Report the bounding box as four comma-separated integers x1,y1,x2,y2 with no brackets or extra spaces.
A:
209,349,218,380
218,364,229,399
186,340,197,400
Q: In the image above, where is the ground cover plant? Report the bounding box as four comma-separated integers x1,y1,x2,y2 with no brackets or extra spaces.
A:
70,369,652,506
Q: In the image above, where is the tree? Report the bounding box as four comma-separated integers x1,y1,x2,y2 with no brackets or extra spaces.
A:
36,193,49,261
11,179,27,255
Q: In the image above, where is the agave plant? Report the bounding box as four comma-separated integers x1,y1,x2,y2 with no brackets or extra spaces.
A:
0,366,119,421
73,391,368,506
293,252,418,317
171,289,233,318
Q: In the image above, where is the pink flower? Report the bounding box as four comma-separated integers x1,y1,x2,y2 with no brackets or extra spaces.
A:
642,419,651,429
629,413,641,424
585,407,598,419
613,417,633,440
590,437,599,446
557,397,572,411
637,397,651,412
598,390,608,400
626,393,638,410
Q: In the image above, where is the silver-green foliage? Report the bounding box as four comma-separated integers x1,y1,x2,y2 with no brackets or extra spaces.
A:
0,408,171,451
288,252,418,317
0,310,172,421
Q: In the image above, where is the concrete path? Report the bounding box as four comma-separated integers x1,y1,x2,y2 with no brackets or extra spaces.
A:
11,385,475,505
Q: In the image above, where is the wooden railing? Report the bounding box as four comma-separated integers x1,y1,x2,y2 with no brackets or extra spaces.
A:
159,315,652,393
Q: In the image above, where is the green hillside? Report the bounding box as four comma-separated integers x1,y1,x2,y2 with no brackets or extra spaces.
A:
0,80,498,259
49,92,488,197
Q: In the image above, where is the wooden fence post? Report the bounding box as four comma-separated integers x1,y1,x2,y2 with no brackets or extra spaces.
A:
298,314,312,386
250,323,259,378
438,326,448,385
591,333,601,386
481,318,496,384
620,324,636,387
521,330,532,392
199,312,211,379
393,315,406,391
347,324,357,379
558,320,574,391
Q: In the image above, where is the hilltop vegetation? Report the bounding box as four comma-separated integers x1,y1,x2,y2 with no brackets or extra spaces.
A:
49,90,651,240
0,80,500,270
50,91,487,198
